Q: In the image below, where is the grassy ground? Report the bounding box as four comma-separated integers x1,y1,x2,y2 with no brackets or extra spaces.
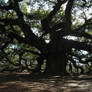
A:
0,72,92,92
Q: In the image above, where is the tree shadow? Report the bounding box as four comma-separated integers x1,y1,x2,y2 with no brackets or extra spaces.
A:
0,73,92,92
0,83,31,92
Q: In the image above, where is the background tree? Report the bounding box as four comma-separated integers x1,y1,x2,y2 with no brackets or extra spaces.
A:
0,0,92,75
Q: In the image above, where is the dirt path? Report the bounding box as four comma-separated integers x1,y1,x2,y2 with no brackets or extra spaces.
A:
0,73,92,92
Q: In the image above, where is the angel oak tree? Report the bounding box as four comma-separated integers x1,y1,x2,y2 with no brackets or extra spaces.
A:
0,0,92,75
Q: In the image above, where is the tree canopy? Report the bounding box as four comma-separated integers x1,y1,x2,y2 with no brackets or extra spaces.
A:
0,0,92,75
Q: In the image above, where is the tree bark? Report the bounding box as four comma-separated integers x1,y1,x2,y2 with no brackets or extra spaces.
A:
44,41,67,75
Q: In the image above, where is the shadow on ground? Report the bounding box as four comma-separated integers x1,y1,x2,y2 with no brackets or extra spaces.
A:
0,72,92,92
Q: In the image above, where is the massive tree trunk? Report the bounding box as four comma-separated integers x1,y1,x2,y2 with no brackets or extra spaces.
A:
44,40,67,75
45,52,67,75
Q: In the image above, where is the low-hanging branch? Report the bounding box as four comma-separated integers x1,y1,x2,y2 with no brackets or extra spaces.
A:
63,39,92,53
1,49,20,66
0,18,46,52
69,31,92,40
69,52,90,64
68,56,84,73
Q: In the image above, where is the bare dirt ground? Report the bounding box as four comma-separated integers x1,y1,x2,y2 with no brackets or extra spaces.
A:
0,72,92,92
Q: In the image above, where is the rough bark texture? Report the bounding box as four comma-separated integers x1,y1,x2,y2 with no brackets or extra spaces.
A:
45,53,67,75
44,40,67,75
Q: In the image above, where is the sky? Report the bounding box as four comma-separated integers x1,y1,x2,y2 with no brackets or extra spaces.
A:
4,0,8,3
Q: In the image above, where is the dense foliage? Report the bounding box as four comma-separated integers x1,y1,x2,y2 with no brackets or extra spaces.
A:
0,0,92,75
